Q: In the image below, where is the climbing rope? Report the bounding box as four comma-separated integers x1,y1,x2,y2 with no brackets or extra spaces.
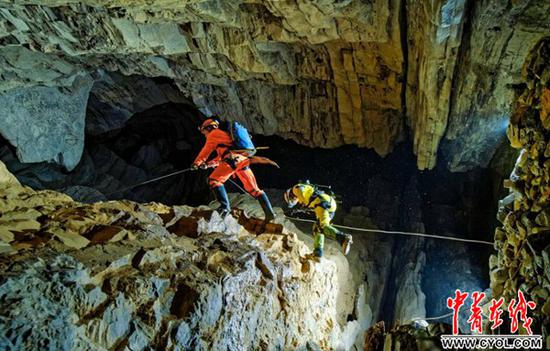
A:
103,171,494,247
410,311,454,322
104,168,193,196
285,216,494,246
226,178,494,247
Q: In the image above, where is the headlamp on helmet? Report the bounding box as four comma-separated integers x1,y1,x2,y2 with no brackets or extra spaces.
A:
283,188,298,208
199,118,220,132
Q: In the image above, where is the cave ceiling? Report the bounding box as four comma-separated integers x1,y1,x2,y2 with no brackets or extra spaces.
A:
0,0,549,171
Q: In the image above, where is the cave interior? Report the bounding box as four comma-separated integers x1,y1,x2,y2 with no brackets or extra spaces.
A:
0,1,549,350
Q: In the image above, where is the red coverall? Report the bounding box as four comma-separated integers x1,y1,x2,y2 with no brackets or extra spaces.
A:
193,129,263,197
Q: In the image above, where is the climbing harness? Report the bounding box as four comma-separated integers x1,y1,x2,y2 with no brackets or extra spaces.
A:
104,168,193,196
226,178,494,247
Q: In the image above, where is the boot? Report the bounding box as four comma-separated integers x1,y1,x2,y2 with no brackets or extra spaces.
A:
257,192,275,222
212,185,230,216
313,247,323,258
341,233,353,256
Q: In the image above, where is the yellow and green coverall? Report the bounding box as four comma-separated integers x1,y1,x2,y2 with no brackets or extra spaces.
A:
289,183,347,257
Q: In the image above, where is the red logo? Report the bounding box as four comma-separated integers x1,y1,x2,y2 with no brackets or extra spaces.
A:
446,290,536,335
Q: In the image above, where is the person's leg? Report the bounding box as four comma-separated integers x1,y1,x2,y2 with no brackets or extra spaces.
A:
208,161,235,213
314,206,353,255
212,185,230,213
313,225,325,257
235,165,275,221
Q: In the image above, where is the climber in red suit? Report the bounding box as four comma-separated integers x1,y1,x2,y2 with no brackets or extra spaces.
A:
191,118,275,221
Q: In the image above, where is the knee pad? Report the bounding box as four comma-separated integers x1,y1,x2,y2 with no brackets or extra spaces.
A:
250,190,263,198
209,178,223,188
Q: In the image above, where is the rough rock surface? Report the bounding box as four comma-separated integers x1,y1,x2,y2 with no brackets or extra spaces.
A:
492,39,550,343
0,1,548,170
86,71,189,135
364,322,451,351
0,175,364,349
0,97,208,205
0,160,18,187
444,0,550,171
0,74,93,170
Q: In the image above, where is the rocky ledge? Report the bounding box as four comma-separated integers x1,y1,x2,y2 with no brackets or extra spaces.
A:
0,169,370,350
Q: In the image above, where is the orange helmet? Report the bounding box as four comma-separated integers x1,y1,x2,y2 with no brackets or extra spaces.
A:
199,118,219,132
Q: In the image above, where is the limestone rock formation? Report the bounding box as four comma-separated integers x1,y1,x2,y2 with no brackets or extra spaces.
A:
0,1,547,170
0,160,18,187
0,74,93,170
492,39,550,342
0,97,208,205
444,0,550,172
86,71,189,135
364,322,451,351
0,174,366,349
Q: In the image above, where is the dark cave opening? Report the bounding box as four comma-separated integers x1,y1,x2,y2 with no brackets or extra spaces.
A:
86,102,210,206
253,133,503,240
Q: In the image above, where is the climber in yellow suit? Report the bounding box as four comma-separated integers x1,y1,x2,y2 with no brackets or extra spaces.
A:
284,182,353,258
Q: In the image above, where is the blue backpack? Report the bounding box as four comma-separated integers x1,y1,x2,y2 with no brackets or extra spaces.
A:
228,121,256,156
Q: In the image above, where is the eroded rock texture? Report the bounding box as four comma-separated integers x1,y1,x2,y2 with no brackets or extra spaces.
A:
491,39,550,342
0,95,209,205
364,322,451,351
0,170,364,350
0,1,548,170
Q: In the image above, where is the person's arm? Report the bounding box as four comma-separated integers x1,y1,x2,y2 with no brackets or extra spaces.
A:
293,185,309,206
193,135,218,166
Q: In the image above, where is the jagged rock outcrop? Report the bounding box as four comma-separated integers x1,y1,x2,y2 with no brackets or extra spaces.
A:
0,160,18,187
364,322,451,351
0,176,367,349
491,39,550,342
405,0,466,170
0,1,548,170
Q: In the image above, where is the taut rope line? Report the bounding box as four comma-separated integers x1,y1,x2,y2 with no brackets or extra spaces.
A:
226,178,494,247
104,168,192,196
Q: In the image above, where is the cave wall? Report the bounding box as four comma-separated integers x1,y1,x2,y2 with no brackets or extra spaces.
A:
492,39,550,338
0,81,210,206
0,74,92,170
0,1,548,171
